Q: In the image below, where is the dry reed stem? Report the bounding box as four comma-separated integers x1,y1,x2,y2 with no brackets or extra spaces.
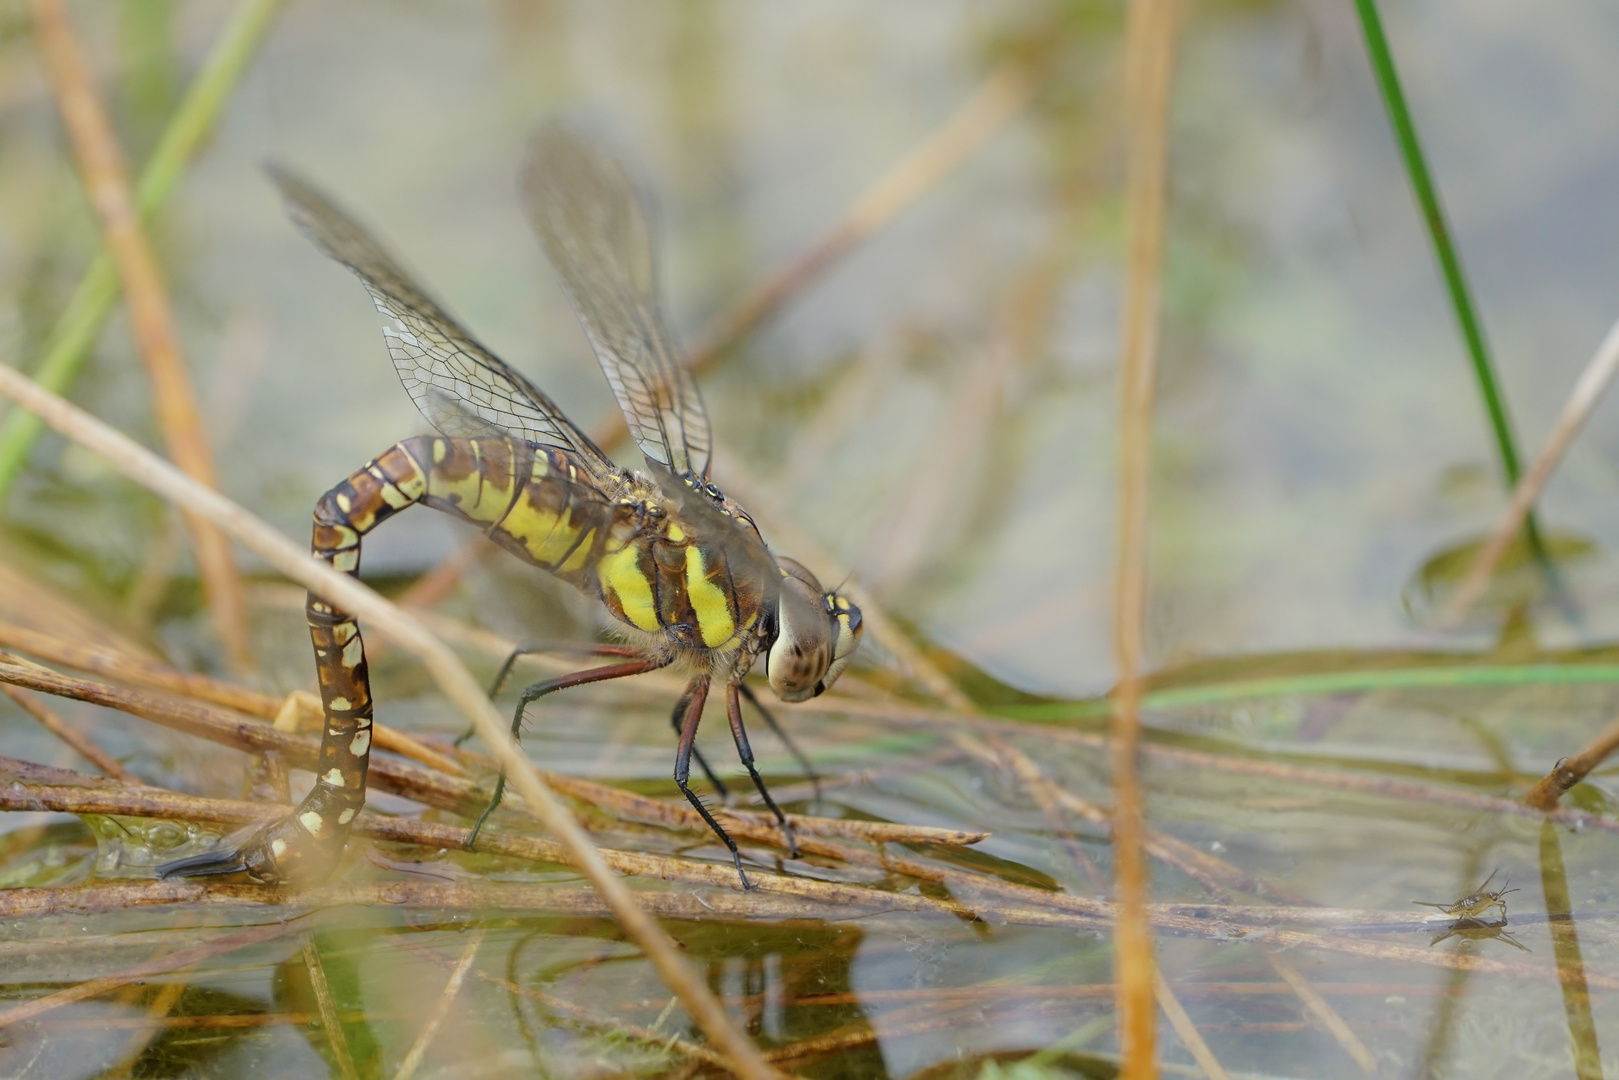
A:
838,694,1619,832
0,621,463,776
1114,0,1184,1071
0,365,774,1080
1265,953,1377,1074
976,734,1109,893
1442,313,1619,625
0,558,157,658
27,0,252,675
1525,712,1619,810
971,733,1294,901
301,937,362,1080
390,925,486,1080
752,981,1451,1009
1,680,137,782
1,870,1610,991
0,655,972,860
0,919,300,1029
394,938,728,1071
1153,972,1231,1080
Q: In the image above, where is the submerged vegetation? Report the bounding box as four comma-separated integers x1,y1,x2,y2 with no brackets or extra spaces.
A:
0,1,1617,1078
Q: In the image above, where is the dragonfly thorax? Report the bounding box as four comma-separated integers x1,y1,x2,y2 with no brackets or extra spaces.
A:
766,558,863,702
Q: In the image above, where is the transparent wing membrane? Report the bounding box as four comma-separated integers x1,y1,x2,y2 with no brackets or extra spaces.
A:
269,165,618,483
520,121,713,480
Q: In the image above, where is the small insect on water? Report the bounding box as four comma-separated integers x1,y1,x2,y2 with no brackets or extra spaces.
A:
1413,868,1520,920
159,120,863,889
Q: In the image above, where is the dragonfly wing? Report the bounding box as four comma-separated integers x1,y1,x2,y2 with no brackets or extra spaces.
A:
520,121,713,481
269,165,618,482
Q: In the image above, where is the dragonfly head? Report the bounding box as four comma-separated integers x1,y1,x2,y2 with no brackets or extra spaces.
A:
767,559,864,702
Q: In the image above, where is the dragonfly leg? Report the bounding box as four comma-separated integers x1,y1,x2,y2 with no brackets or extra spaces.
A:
458,640,646,748
465,654,670,847
673,675,752,889
738,681,820,804
668,687,730,800
727,681,799,858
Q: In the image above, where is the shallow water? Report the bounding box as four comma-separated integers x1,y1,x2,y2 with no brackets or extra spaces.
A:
1,1,1619,1076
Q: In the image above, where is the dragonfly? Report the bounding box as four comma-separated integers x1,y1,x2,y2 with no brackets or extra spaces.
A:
160,121,863,889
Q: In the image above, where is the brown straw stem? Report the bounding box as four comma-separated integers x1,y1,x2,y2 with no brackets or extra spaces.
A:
1113,0,1183,1071
27,0,253,675
1524,713,1619,810
1442,313,1619,624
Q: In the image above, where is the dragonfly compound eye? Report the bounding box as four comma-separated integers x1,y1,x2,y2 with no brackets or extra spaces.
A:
819,591,863,692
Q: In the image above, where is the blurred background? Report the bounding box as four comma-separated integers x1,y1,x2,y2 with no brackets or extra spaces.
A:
1,0,1618,695
3,4,1619,1078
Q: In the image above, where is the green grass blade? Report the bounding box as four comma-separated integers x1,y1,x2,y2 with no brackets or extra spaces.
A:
0,0,283,500
993,661,1619,723
1351,0,1550,560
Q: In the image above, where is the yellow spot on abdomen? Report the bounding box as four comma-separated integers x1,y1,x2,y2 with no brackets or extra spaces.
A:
599,545,659,632
686,546,735,648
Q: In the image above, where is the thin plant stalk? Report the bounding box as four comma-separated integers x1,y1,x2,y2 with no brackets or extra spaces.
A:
1540,821,1603,1078
302,937,362,1080
1266,953,1377,1074
28,0,253,674
1351,0,1545,559
0,0,283,500
0,363,776,1080
1153,973,1231,1080
1441,312,1619,624
1114,0,1182,1071
390,926,486,1080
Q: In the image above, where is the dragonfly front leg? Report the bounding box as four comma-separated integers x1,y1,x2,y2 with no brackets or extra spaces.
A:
726,680,799,858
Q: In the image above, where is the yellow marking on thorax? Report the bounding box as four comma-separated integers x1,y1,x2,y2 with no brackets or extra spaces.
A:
666,523,685,543
685,546,735,647
599,544,660,632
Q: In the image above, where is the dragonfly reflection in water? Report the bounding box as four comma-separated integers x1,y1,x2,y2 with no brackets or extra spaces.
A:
161,121,863,889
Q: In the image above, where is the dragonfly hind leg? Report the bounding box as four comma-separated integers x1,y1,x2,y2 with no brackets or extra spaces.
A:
466,652,670,846
458,640,644,748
